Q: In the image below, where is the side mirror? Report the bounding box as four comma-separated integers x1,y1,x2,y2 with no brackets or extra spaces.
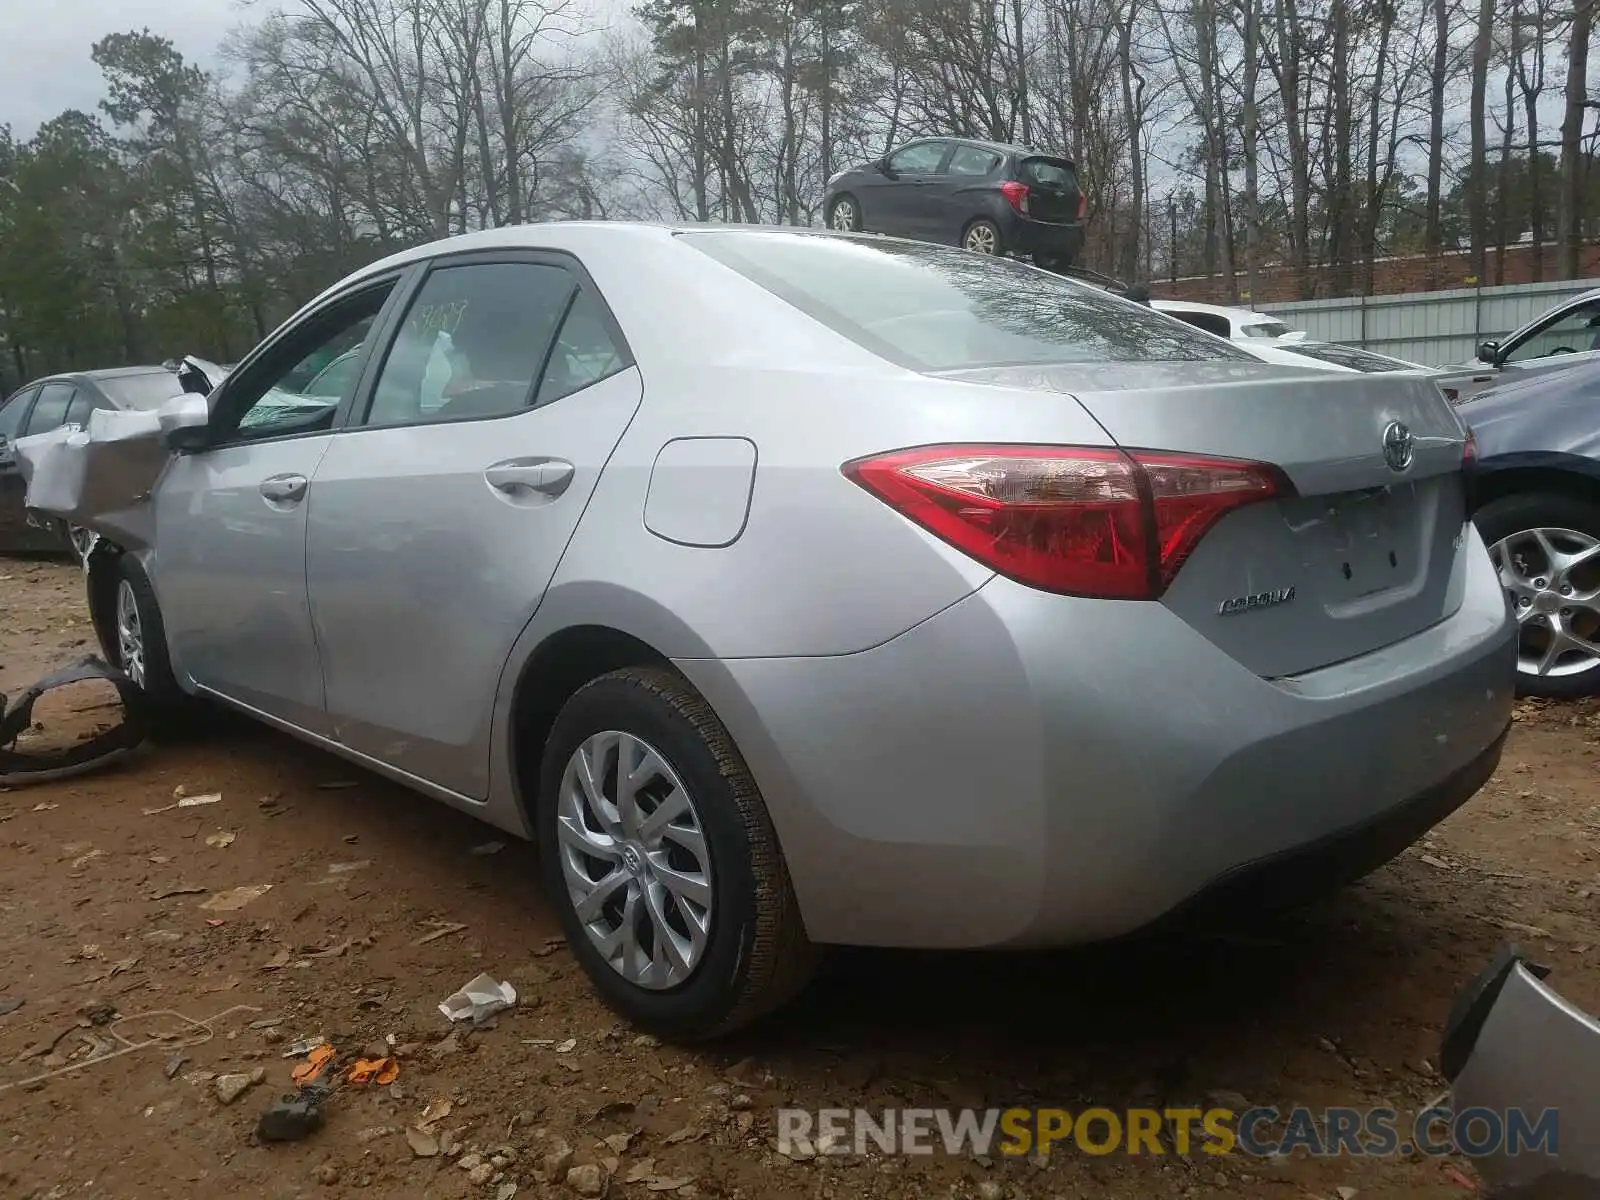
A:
177,361,212,395
876,156,895,177
157,393,212,452
1478,340,1501,365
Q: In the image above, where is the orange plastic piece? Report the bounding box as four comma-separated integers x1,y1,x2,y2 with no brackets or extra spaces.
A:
290,1043,336,1087
344,1056,399,1086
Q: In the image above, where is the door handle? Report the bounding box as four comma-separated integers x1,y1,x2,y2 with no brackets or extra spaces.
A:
259,473,309,503
485,458,574,498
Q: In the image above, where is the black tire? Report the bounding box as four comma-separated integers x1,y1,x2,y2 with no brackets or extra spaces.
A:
1474,490,1600,699
536,666,818,1040
961,217,1003,255
827,193,863,232
108,555,186,709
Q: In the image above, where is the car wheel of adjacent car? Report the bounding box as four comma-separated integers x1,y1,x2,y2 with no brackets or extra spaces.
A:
828,194,862,232
111,557,185,708
536,666,818,1040
962,218,1002,255
1477,491,1600,698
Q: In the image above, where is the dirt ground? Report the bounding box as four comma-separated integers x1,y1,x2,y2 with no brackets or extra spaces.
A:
0,559,1597,1200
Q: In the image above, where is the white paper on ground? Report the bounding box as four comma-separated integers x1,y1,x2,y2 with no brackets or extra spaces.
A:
437,973,518,1023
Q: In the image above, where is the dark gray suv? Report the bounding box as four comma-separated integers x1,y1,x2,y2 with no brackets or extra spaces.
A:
822,137,1087,268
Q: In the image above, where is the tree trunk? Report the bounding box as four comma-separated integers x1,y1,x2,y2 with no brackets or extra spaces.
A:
1469,0,1495,282
1242,0,1260,303
1011,0,1031,145
1558,0,1593,278
1426,0,1449,275
1117,0,1145,283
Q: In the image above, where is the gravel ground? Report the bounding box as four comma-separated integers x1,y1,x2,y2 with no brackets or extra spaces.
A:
1,557,1597,1200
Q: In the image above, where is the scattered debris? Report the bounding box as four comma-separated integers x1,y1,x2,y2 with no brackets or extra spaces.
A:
554,1038,577,1054
205,830,236,848
142,793,222,816
291,1044,337,1087
1499,919,1553,938
312,1162,339,1186
283,1036,328,1058
439,973,517,1023
566,1163,606,1197
0,997,23,1016
163,1051,187,1079
199,884,273,913
32,802,57,812
496,1184,518,1200
602,1132,633,1154
257,1092,329,1142
1419,854,1453,870
215,1068,265,1105
416,1098,453,1130
470,840,506,856
344,1056,399,1086
647,1178,696,1193
405,1126,439,1158
325,860,370,875
625,1159,657,1184
413,920,468,946
531,937,565,958
149,885,208,900
664,1124,703,1145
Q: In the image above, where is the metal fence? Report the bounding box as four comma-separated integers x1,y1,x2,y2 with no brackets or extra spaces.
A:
1259,277,1600,367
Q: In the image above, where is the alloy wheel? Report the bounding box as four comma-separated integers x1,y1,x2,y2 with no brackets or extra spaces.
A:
1490,525,1600,679
964,223,998,254
830,199,856,230
555,730,714,990
116,578,146,689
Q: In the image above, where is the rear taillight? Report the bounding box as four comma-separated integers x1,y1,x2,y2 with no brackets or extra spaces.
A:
1463,429,1477,467
1076,193,1086,220
999,180,1030,214
844,445,1290,600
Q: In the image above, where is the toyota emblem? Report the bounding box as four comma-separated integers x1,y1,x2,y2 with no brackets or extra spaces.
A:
1382,420,1414,473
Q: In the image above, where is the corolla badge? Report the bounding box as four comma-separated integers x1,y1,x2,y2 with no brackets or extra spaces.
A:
1382,420,1414,472
1218,586,1296,616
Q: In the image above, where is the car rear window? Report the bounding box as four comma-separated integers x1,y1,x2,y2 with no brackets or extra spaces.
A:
1280,342,1412,373
100,370,184,409
1019,157,1077,190
1240,319,1292,338
680,231,1255,371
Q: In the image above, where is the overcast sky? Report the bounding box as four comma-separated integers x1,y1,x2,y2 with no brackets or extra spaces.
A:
3,0,238,141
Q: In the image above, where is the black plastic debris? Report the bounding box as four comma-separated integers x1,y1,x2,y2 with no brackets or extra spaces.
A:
0,655,147,784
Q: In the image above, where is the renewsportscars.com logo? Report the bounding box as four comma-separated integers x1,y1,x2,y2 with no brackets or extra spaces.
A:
776,1105,1559,1159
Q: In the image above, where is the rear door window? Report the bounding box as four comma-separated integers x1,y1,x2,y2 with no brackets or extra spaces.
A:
63,389,99,427
682,230,1254,371
21,382,76,435
947,146,1000,176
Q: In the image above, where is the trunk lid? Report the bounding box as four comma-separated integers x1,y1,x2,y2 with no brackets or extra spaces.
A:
938,362,1473,678
1016,156,1081,224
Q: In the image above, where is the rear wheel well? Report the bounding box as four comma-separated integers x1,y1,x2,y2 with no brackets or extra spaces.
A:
1473,466,1600,515
508,625,673,826
85,542,126,663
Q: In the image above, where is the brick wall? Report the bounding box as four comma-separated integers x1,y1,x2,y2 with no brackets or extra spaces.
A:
1155,243,1600,304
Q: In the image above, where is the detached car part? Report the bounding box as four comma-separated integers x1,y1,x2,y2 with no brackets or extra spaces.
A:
1442,943,1600,1196
0,655,147,784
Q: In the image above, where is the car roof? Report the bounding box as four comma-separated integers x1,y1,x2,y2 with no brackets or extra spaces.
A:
1150,298,1282,324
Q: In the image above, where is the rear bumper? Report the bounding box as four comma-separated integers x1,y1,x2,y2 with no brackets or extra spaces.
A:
1000,212,1085,259
679,525,1517,949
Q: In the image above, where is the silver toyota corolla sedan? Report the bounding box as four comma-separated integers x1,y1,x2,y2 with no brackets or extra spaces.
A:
71,224,1515,1038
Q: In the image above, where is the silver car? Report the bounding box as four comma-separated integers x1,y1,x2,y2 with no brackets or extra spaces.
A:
76,224,1515,1038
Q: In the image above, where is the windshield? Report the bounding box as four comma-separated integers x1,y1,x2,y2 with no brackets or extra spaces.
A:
1240,320,1292,338
99,370,185,410
681,231,1253,371
1280,342,1415,373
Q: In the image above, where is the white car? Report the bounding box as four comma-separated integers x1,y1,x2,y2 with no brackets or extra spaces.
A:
1151,298,1300,341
